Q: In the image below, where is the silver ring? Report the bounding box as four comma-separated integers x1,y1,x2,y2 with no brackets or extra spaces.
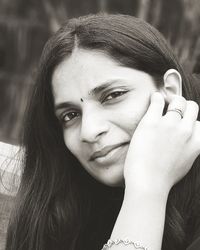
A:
167,108,184,118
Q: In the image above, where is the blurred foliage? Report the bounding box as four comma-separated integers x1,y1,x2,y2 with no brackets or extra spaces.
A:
0,0,200,144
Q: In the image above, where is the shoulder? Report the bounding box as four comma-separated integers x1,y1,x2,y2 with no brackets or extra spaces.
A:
0,141,20,156
0,141,22,195
0,141,21,167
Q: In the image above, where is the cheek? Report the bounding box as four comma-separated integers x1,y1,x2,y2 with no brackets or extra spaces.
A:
63,129,81,159
113,95,150,135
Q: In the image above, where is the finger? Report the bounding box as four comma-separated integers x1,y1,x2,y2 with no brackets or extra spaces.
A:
181,101,199,128
164,95,186,122
145,92,165,121
192,121,200,155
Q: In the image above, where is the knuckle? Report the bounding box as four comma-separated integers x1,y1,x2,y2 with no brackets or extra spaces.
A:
168,95,186,110
187,100,199,111
173,95,186,103
179,124,192,137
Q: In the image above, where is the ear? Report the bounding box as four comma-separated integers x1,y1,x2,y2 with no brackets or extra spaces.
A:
160,69,182,103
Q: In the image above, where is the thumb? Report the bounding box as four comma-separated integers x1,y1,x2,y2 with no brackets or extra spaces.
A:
144,92,165,121
192,121,200,155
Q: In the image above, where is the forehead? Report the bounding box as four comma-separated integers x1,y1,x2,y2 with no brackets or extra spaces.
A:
52,49,154,105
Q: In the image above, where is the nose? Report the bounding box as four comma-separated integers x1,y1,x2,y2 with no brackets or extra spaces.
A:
80,107,109,143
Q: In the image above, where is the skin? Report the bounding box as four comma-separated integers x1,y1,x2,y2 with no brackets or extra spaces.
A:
52,48,158,187
110,93,200,250
52,48,200,249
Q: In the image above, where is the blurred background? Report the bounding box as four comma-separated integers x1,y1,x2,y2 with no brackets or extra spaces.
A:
0,0,200,249
0,0,200,145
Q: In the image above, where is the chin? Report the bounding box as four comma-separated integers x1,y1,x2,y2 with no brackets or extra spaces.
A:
85,158,126,187
98,169,125,188
105,179,125,188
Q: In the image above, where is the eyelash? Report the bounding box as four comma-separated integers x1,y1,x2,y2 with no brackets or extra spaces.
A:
60,90,128,125
101,90,128,103
61,111,80,125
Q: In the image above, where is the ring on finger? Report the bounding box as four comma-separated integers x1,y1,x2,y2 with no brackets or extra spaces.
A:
166,108,184,119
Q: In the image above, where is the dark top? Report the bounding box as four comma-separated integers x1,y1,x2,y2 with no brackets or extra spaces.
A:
186,237,200,250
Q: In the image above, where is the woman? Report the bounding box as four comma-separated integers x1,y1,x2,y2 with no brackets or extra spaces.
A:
5,14,200,250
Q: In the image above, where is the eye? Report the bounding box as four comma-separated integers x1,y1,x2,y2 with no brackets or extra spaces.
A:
102,90,128,103
61,111,80,124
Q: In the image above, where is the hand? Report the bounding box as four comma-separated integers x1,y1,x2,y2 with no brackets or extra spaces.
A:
124,92,200,194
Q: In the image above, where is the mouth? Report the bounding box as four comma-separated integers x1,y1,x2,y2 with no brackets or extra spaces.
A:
89,142,129,164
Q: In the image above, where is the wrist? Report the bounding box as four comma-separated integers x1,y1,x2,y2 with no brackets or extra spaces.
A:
124,176,171,202
111,177,168,250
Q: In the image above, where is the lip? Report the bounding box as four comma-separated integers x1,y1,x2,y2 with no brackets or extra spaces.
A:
89,142,129,163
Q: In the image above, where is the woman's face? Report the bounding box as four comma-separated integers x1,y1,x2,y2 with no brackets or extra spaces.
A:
52,49,158,187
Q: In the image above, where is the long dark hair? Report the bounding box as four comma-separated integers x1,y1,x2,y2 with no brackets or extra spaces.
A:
6,14,200,250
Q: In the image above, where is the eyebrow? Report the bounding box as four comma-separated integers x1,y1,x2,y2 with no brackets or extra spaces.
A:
54,79,126,112
89,79,126,96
